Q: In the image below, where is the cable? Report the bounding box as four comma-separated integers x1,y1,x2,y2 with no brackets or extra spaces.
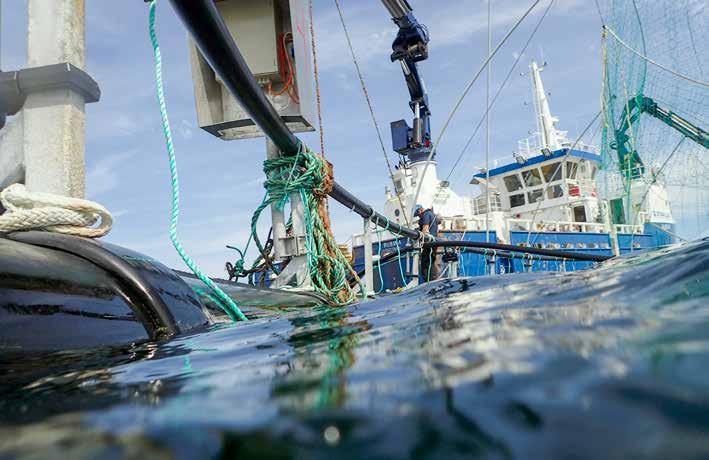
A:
411,0,545,218
148,0,246,321
333,0,411,227
440,0,556,197
309,0,326,156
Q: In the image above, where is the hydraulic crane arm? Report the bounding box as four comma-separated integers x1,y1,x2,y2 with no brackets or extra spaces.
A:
380,0,432,162
612,95,708,180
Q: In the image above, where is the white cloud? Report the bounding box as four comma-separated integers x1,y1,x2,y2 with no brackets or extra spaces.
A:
86,150,137,198
313,0,588,71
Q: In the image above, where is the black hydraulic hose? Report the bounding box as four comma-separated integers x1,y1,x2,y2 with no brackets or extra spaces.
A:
329,185,421,239
168,0,422,242
425,240,612,262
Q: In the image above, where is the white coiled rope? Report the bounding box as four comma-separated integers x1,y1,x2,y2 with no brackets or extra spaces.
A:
0,183,112,237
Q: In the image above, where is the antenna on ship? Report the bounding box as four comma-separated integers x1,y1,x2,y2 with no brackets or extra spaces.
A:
529,60,561,152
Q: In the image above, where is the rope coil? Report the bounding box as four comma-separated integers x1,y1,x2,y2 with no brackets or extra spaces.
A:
0,183,112,237
248,144,363,305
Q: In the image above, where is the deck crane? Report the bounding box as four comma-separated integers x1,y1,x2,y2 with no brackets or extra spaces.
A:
380,0,432,163
611,95,709,181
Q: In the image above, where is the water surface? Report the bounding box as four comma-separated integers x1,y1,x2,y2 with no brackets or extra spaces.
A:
1,239,708,459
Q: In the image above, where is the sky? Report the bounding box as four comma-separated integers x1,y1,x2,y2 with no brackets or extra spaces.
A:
1,0,705,276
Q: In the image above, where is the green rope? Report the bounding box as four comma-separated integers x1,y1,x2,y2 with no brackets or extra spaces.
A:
248,143,362,304
148,1,246,322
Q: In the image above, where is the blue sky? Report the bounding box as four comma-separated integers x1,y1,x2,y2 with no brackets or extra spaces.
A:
2,0,704,275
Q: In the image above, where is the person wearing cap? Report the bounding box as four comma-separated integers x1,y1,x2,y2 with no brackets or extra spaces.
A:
414,204,440,282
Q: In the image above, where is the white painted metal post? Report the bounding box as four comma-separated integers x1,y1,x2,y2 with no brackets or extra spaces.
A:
363,218,374,295
449,255,459,279
267,138,311,289
602,200,621,256
23,0,88,197
287,189,310,287
267,139,288,258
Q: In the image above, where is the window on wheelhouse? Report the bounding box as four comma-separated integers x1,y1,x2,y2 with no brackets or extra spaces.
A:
510,194,525,208
566,161,578,179
527,189,544,204
547,185,564,199
523,168,542,187
503,174,523,192
541,162,562,182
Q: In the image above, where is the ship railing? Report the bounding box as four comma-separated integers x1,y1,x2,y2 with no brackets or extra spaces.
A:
509,218,606,233
439,215,492,232
559,140,599,154
472,194,503,215
516,132,600,157
614,224,645,234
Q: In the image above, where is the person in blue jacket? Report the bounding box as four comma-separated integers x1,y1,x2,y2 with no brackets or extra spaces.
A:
414,204,440,282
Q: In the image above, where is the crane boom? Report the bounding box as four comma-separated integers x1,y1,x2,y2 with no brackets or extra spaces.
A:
611,95,708,180
380,0,432,163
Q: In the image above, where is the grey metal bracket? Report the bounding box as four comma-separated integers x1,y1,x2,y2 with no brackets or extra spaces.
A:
279,235,308,258
0,63,101,121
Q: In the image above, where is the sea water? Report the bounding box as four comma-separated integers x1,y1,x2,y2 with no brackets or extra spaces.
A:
1,239,708,459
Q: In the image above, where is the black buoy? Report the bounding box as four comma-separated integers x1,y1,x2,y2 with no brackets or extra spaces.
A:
0,231,210,351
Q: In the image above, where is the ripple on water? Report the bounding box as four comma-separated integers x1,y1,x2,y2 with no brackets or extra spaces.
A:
0,239,708,459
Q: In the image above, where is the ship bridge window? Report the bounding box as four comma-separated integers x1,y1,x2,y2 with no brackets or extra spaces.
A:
566,161,578,179
541,162,562,182
547,185,564,199
503,174,523,192
510,193,525,208
527,189,544,204
523,168,543,187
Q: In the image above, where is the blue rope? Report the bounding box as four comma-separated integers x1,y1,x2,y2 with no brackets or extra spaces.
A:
148,0,246,322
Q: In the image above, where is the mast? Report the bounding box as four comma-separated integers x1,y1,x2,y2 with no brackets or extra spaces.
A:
485,0,491,243
530,61,561,150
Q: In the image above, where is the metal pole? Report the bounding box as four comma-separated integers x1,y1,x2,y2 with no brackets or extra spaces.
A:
485,0,492,243
0,0,3,70
363,218,374,295
23,0,88,197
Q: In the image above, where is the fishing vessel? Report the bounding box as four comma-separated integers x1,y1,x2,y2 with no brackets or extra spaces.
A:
350,59,688,291
0,0,707,458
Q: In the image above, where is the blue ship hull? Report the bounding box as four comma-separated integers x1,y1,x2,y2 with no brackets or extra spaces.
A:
353,224,676,292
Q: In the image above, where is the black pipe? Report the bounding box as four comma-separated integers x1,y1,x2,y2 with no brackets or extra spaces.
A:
167,0,613,264
329,185,420,239
425,240,612,262
168,0,422,242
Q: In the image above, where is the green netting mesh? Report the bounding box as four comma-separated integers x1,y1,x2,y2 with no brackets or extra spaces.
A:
598,0,708,234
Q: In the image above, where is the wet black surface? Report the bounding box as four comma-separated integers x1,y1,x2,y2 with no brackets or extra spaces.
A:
1,239,708,459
